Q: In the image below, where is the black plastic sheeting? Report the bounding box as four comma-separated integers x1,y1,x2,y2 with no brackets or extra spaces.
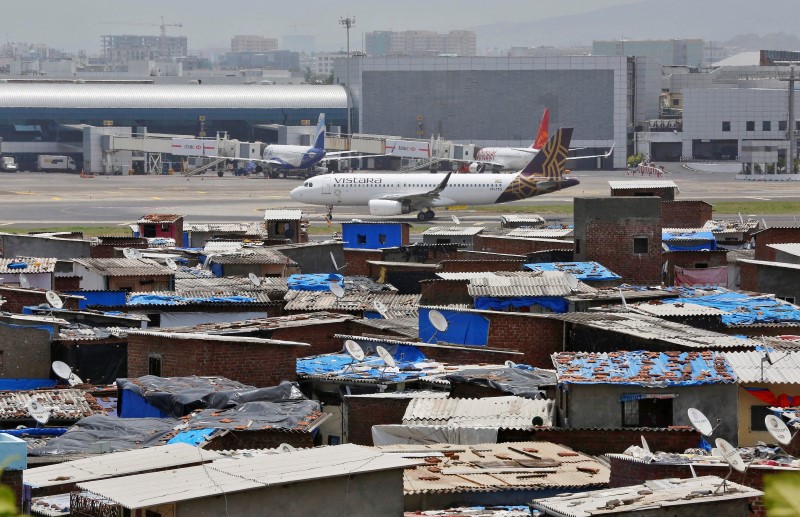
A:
52,342,127,385
445,367,557,400
187,398,322,431
117,377,306,418
29,415,177,456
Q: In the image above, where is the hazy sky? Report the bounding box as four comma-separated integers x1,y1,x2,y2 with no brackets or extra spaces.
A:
2,0,639,53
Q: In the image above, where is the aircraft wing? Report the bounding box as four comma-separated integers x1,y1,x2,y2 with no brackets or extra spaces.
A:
319,154,387,163
566,143,615,161
376,172,453,206
206,155,284,166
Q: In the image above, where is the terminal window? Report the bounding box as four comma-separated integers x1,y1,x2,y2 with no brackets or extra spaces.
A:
746,121,755,131
796,121,800,131
763,121,771,131
780,120,788,131
722,121,731,132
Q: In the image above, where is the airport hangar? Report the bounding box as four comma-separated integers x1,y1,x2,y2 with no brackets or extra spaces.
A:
0,56,663,172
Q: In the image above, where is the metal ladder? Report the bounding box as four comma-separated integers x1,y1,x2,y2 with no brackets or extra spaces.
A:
399,157,442,172
183,158,228,176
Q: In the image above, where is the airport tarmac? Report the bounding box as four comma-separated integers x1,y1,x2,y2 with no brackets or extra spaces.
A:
0,167,799,229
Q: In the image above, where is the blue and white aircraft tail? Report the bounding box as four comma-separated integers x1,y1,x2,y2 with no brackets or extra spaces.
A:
314,113,326,150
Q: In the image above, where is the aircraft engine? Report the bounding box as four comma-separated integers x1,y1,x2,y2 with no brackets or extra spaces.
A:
368,199,412,216
469,163,485,173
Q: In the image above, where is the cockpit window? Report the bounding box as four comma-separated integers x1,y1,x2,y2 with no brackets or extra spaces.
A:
308,183,313,188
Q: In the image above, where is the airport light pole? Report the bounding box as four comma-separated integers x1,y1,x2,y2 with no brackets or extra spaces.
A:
780,66,800,173
339,16,356,136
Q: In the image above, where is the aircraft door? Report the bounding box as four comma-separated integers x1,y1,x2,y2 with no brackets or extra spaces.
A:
321,176,332,195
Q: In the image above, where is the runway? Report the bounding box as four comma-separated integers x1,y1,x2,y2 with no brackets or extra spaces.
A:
1,167,799,229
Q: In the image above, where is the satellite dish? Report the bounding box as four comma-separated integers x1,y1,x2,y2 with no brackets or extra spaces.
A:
640,435,651,454
122,248,136,259
715,438,747,473
278,443,296,453
765,415,793,445
19,273,30,289
45,291,64,309
26,400,50,425
564,272,580,292
504,360,517,368
165,258,178,271
376,345,396,368
248,272,262,287
329,281,345,299
451,215,460,225
687,408,714,437
132,249,143,260
373,300,388,318
428,309,449,332
344,340,365,361
330,251,345,272
51,361,82,386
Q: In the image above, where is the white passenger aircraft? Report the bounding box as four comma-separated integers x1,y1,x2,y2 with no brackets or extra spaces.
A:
290,128,576,221
459,109,613,173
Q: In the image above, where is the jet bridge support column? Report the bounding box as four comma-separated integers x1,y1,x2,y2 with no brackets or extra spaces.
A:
146,153,163,175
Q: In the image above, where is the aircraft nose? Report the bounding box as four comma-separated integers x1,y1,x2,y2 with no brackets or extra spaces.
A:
290,187,301,200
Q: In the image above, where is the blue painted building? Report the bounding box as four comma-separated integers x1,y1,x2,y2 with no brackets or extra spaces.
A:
341,221,410,250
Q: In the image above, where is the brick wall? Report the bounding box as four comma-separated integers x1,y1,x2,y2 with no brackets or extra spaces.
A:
438,259,526,273
54,276,81,291
665,250,728,285
582,220,662,285
473,235,573,255
661,200,713,228
0,287,81,313
203,430,315,450
485,314,564,368
419,280,471,306
345,396,412,445
754,227,800,261
419,345,523,365
2,470,22,513
347,320,414,339
127,334,305,386
271,320,352,356
343,249,384,277
608,455,768,516
520,428,700,456
739,261,757,292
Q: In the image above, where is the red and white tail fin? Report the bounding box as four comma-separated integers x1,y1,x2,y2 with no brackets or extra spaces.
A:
531,108,549,150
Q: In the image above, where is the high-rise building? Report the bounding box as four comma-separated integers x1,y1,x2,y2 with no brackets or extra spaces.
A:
365,30,476,57
231,35,279,53
101,35,188,72
593,39,704,68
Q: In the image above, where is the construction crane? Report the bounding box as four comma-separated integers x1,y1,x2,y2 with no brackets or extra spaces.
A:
100,16,184,59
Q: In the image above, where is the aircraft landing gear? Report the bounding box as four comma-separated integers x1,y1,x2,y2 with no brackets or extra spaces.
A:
325,206,334,223
417,209,435,221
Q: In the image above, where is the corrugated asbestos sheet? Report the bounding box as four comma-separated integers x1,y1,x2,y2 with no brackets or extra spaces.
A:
283,290,420,312
0,84,347,109
402,396,554,428
24,443,220,488
500,214,546,225
608,180,678,190
174,276,288,296
467,273,595,298
723,350,800,384
0,257,57,274
422,226,485,236
76,444,418,509
73,258,173,277
185,223,256,233
378,441,609,495
0,389,104,421
632,301,728,317
209,248,295,265
137,214,182,224
262,209,303,221
506,228,574,238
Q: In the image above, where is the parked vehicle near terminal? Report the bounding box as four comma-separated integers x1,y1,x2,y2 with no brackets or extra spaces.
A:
0,156,17,172
38,155,77,172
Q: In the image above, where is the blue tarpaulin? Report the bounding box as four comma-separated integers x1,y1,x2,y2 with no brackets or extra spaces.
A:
524,261,621,281
297,343,429,383
118,389,170,419
664,291,800,326
418,308,490,346
474,296,568,313
64,290,127,309
0,379,57,391
1,428,66,437
128,294,256,306
662,230,717,251
287,274,343,291
167,428,215,446
0,321,55,340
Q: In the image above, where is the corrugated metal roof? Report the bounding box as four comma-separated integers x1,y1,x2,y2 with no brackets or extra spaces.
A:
24,443,220,489
174,276,287,295
608,180,678,189
73,258,174,277
422,226,485,236
346,391,449,400
283,290,420,312
0,257,57,274
378,441,609,495
30,493,70,516
403,396,554,428
185,223,258,233
203,241,243,253
263,209,303,221
136,214,182,224
524,261,620,281
0,83,347,109
127,290,274,306
506,228,574,238
0,389,104,421
500,214,546,224
739,258,800,271
436,272,503,281
209,248,295,265
77,444,418,509
723,350,800,384
632,301,728,317
767,243,800,257
531,476,762,517
552,351,737,386
467,272,595,298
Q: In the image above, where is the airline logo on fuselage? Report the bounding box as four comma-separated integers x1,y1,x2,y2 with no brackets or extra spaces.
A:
334,177,383,184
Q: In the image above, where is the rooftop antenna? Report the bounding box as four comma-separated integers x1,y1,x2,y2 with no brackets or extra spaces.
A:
342,339,365,373
165,258,178,271
375,345,397,379
426,309,449,343
713,438,747,494
45,291,64,310
373,300,389,318
330,251,346,272
248,272,262,287
619,288,629,311
52,360,83,387
122,248,137,259
762,218,769,230
19,273,30,289
738,212,744,225
687,407,721,437
278,443,296,453
25,399,51,428
329,280,345,299
451,214,460,225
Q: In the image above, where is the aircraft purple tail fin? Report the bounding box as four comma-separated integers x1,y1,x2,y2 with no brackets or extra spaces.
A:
519,127,573,180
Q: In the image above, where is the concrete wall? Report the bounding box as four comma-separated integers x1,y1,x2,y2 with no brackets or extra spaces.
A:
740,263,800,302
754,227,800,261
0,233,91,260
175,470,405,517
563,383,738,443
736,383,800,447
574,197,662,285
274,242,343,275
0,320,52,378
